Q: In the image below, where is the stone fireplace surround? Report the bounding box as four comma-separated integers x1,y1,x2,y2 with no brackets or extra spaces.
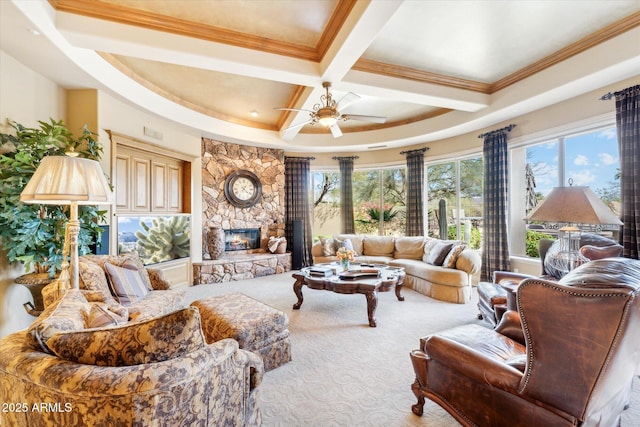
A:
195,139,291,283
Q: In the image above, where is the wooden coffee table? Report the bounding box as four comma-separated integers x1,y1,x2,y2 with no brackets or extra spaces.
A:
292,264,405,327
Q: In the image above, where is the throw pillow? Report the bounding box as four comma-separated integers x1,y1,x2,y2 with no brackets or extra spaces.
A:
47,307,206,366
27,289,90,353
425,241,454,266
443,243,466,269
86,304,128,328
82,254,153,291
422,239,441,262
104,262,150,306
319,237,335,257
147,267,172,290
333,238,357,255
78,260,119,306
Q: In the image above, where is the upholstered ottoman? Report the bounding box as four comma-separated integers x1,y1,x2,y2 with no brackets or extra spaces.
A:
192,292,291,371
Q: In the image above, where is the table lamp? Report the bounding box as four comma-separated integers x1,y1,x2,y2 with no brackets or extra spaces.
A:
20,154,113,290
525,184,622,270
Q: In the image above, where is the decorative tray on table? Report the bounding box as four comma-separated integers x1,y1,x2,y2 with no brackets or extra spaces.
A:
338,269,381,280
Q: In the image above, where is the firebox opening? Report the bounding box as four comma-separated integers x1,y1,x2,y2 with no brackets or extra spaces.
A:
224,228,260,251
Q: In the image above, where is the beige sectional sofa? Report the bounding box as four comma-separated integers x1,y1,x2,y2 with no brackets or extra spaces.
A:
0,254,263,426
312,234,481,304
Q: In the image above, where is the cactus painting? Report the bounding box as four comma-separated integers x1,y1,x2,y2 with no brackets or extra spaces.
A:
118,215,190,265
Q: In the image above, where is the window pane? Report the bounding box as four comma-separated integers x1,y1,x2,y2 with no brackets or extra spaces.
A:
459,157,483,249
564,127,620,216
312,171,340,238
382,168,406,236
427,162,456,239
353,170,381,235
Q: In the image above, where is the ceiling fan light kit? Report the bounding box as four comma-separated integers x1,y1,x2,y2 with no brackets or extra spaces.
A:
277,82,386,138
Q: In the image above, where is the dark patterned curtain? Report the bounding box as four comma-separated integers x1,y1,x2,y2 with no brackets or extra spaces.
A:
333,156,358,234
480,125,515,281
613,85,640,258
285,157,314,267
402,148,428,236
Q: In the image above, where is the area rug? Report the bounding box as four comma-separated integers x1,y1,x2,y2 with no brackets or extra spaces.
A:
184,272,640,427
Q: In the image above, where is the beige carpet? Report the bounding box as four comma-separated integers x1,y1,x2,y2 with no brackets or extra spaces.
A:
184,272,640,427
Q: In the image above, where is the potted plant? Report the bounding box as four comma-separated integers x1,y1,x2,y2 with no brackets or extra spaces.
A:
0,118,108,280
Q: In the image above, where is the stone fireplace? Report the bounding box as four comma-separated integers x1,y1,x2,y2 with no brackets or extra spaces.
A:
225,228,260,251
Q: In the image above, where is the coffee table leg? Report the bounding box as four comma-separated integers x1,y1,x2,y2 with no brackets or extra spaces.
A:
293,276,304,309
366,291,378,327
395,273,405,301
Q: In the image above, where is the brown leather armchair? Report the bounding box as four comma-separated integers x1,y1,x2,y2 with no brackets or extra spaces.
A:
477,236,622,327
410,257,640,427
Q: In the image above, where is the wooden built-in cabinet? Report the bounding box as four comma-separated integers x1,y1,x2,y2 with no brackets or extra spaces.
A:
108,131,194,286
115,147,185,214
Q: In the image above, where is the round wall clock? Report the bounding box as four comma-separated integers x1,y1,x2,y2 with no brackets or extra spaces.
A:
224,169,262,208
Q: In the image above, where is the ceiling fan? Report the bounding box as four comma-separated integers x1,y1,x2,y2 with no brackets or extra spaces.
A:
276,82,386,138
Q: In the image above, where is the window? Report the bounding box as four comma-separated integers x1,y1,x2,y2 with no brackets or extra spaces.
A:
311,166,407,238
512,125,619,257
426,156,483,249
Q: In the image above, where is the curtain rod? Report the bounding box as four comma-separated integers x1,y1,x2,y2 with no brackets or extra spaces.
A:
332,156,359,160
284,156,315,161
599,92,614,100
478,124,516,139
399,147,428,155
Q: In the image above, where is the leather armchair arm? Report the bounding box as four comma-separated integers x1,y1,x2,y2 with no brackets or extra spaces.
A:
493,271,536,284
424,335,523,392
495,310,525,345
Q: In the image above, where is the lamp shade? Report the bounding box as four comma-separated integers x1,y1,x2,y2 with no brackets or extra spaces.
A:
525,186,622,225
20,155,113,205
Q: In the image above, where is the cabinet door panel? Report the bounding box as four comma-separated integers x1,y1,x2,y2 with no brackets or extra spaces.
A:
115,155,130,211
152,161,167,211
132,157,150,211
168,164,182,212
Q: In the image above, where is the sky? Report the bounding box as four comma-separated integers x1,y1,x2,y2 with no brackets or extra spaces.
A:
526,126,619,197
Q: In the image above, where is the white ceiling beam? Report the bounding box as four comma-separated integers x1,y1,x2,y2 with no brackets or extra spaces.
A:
341,69,490,112
54,11,322,87
319,0,405,83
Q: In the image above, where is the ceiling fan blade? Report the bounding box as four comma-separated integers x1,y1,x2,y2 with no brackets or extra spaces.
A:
275,107,314,113
329,123,343,138
337,92,360,111
284,119,313,132
343,114,387,124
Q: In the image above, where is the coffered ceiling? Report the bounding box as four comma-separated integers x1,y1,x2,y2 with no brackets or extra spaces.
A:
1,0,639,153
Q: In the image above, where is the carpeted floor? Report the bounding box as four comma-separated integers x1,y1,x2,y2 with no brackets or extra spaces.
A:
184,271,640,427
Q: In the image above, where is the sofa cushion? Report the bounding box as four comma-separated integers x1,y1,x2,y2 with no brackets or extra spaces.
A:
127,289,187,322
27,289,90,353
46,307,206,366
394,237,425,260
443,242,466,268
426,241,453,266
363,236,395,257
105,262,150,306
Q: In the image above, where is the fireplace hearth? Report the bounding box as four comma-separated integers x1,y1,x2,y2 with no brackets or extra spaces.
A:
224,228,260,251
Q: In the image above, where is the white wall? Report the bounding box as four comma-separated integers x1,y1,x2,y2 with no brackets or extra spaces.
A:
0,50,67,337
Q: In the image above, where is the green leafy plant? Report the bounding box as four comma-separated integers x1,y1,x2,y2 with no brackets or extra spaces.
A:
526,229,554,258
0,118,107,276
